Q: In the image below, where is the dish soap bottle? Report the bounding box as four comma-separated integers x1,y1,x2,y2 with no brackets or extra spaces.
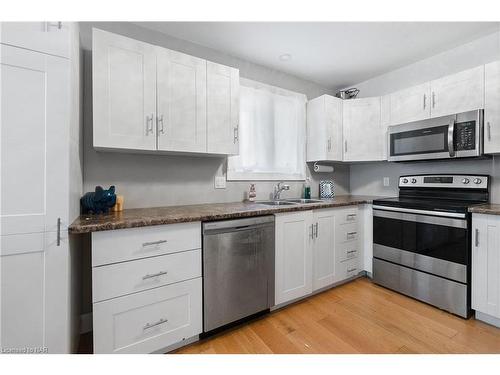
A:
248,183,257,202
304,177,311,199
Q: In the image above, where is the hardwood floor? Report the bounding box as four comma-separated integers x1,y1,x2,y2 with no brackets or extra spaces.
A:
175,277,500,354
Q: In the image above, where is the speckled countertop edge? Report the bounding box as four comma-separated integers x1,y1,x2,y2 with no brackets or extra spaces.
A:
69,195,385,234
468,203,500,215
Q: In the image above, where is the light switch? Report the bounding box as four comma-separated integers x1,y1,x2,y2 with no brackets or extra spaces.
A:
383,177,390,187
215,176,226,189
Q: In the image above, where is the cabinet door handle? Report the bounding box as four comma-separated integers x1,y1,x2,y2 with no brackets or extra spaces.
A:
487,122,491,141
423,94,426,110
142,239,167,247
344,140,348,153
475,228,479,247
314,222,319,238
327,138,332,151
142,271,168,280
432,92,436,108
143,318,168,331
309,224,314,240
146,114,154,135
233,126,239,143
56,218,61,246
158,114,165,134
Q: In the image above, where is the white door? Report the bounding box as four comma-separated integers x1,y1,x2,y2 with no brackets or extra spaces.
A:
430,66,484,118
156,48,207,153
1,45,69,235
484,60,500,154
92,28,157,151
1,21,70,58
325,96,343,161
472,214,500,319
275,211,313,305
312,209,336,291
343,97,382,161
389,82,431,125
306,96,328,162
206,61,239,155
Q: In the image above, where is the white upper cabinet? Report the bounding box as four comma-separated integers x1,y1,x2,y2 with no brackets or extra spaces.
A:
206,61,239,155
472,214,500,321
92,29,157,151
389,82,431,125
306,95,343,162
157,48,207,153
380,95,391,161
484,60,500,154
1,22,70,58
343,97,382,162
430,65,485,118
1,44,70,235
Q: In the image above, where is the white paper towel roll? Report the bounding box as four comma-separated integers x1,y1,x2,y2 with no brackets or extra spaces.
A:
313,162,334,173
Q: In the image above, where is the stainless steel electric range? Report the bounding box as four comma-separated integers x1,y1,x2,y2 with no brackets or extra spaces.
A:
372,174,490,318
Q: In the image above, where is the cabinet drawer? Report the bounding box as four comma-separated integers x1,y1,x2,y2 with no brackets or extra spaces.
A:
336,243,358,263
335,258,359,283
336,223,359,243
92,222,201,266
93,278,202,354
337,208,358,225
92,249,201,303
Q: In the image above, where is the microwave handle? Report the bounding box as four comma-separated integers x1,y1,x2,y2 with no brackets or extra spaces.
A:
448,118,455,157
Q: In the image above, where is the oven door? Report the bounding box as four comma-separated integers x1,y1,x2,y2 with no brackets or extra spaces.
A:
372,206,468,283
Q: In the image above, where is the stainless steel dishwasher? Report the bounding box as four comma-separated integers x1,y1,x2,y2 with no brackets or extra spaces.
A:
202,216,275,332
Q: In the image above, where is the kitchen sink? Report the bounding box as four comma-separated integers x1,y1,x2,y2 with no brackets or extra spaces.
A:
258,200,298,206
284,198,324,204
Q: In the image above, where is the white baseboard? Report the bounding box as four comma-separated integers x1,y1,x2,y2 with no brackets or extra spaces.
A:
475,311,500,328
80,312,93,334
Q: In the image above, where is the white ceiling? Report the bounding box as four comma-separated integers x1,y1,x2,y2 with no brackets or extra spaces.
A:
136,22,499,90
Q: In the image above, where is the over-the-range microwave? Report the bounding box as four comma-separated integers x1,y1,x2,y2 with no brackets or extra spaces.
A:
388,109,483,162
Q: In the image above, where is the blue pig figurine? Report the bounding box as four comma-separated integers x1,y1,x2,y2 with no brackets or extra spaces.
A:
80,186,117,214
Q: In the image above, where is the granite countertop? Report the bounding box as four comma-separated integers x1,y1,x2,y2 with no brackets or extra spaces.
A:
69,195,384,234
468,204,500,215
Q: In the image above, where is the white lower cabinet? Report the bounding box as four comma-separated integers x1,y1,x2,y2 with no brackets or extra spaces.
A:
472,214,500,327
91,223,203,353
275,207,361,306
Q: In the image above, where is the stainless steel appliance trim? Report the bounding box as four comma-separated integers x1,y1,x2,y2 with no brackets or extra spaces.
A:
373,208,467,228
203,215,274,233
448,117,455,157
373,244,467,283
372,258,468,318
372,205,466,219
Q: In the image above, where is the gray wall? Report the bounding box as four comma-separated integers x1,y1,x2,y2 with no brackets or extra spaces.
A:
80,22,349,208
349,28,500,202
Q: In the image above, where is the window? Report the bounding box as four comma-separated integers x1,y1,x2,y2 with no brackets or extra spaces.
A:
227,78,307,181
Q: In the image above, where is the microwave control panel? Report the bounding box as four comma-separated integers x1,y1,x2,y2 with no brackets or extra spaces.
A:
455,121,476,151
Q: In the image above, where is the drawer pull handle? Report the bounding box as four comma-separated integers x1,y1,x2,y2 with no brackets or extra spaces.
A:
347,250,357,254
347,268,357,273
347,232,357,238
143,318,168,330
346,214,356,220
142,271,168,280
142,240,167,247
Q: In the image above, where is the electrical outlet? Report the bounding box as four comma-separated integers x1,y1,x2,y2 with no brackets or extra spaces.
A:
214,176,226,189
383,177,390,187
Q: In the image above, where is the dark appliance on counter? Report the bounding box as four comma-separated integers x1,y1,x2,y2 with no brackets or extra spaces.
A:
372,174,490,318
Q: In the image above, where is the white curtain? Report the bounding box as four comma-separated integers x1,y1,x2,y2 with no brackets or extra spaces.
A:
227,78,307,181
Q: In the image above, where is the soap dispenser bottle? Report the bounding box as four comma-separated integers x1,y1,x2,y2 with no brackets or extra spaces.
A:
304,177,311,199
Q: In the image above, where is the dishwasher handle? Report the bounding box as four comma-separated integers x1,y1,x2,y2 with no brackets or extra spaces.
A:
203,216,275,234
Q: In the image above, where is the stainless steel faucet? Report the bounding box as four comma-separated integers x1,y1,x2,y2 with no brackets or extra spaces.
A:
273,182,290,201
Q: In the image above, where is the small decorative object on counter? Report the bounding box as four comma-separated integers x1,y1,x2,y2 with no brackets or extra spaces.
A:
304,177,311,199
319,180,335,199
111,195,124,212
248,184,257,202
80,185,117,214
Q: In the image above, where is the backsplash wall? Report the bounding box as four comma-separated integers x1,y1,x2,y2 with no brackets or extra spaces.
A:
349,28,500,203
80,22,349,208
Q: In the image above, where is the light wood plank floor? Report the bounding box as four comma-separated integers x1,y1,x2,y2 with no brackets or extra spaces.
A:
175,277,500,354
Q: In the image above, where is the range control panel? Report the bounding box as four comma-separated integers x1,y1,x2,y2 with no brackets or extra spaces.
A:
399,174,488,189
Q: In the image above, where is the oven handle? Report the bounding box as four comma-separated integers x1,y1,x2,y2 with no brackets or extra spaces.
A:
373,208,467,229
373,205,466,219
448,118,455,157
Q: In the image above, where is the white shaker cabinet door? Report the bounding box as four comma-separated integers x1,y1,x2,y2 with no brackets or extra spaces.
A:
430,65,484,118
484,60,500,154
92,28,157,151
1,45,69,235
312,209,337,291
206,61,239,155
472,214,500,319
1,21,70,58
274,211,313,305
389,82,431,125
156,48,207,153
343,97,382,162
